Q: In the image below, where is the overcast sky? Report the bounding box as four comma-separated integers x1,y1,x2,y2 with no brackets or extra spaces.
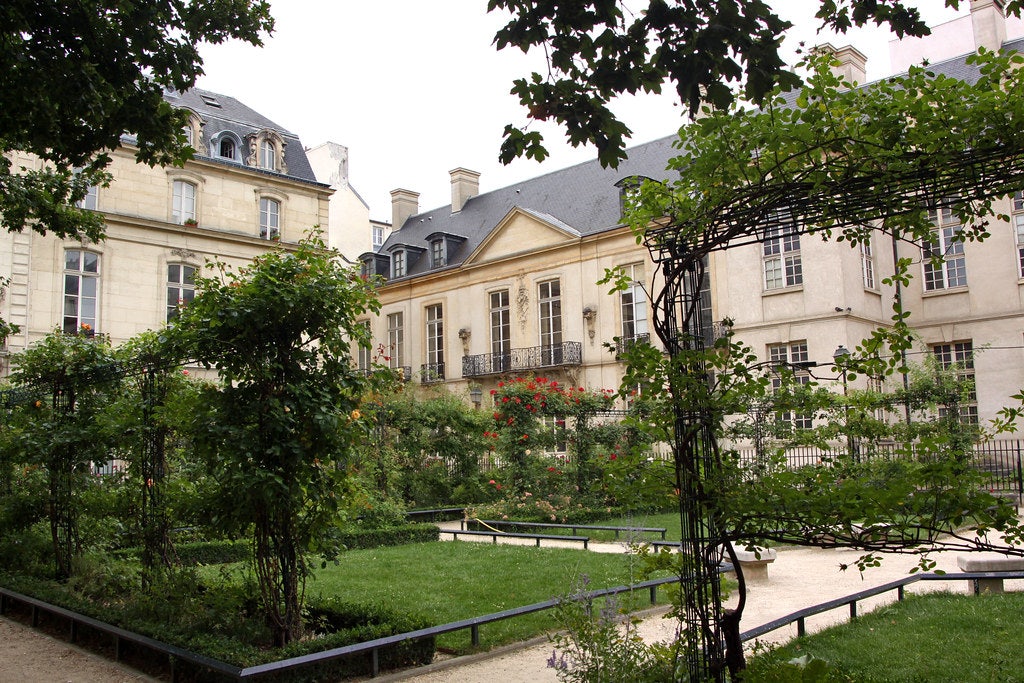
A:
196,1,970,222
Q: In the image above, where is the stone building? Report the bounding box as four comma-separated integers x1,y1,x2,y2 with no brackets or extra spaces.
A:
0,88,367,368
360,3,1024,426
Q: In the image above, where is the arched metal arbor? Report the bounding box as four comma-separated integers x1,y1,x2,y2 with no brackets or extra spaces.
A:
641,143,1024,680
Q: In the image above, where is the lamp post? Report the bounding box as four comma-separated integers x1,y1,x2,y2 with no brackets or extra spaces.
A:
469,386,482,410
833,345,854,461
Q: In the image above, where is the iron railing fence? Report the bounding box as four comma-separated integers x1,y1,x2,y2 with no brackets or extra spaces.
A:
419,362,445,384
733,440,1024,504
462,341,582,378
5,569,1021,682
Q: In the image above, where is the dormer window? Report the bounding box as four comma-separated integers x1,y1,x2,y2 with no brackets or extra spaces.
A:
393,250,406,278
247,130,287,174
210,131,242,162
180,109,203,151
425,232,466,270
431,239,446,268
359,252,391,280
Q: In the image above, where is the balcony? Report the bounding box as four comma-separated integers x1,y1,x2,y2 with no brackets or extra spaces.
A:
614,333,651,359
462,341,582,378
420,362,445,384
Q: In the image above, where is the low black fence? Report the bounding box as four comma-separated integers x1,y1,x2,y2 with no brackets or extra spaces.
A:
0,575,679,681
6,569,1023,681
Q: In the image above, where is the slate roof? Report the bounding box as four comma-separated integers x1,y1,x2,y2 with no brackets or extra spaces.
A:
160,87,321,185
380,36,1024,282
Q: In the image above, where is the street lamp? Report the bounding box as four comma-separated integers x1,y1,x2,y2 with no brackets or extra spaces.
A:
469,386,482,410
833,345,854,460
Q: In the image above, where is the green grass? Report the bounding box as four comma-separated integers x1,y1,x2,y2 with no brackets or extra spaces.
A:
746,591,1024,682
304,540,659,652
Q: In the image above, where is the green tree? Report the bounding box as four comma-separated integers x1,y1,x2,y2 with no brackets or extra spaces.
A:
491,0,1024,168
603,49,1024,677
169,233,379,646
0,0,273,240
8,328,122,579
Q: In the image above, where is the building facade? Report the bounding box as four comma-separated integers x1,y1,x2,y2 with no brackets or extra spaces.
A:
362,4,1024,427
0,88,340,368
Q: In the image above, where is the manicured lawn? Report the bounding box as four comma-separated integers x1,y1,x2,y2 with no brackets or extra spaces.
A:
305,540,662,652
745,591,1024,682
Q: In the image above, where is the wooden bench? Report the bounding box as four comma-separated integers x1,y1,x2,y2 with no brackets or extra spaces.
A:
472,519,667,540
957,553,1024,594
441,528,590,549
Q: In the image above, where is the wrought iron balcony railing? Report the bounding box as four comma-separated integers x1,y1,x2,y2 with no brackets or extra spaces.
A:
420,362,445,384
614,333,651,359
462,341,582,378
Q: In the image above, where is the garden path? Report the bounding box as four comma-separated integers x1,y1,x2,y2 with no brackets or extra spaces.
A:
3,525,1020,682
374,530,1014,682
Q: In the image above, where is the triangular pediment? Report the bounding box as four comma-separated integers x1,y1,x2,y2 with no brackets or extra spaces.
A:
465,207,581,265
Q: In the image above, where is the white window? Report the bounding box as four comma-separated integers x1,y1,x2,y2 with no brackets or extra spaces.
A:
538,280,562,364
763,213,802,290
1014,192,1024,278
260,197,280,240
357,321,372,372
861,239,875,289
425,304,444,380
167,264,196,321
260,139,276,170
172,180,196,224
490,290,511,372
392,251,406,278
372,225,385,249
431,239,446,268
620,263,648,341
923,207,966,290
63,250,99,334
932,341,978,424
387,312,404,369
768,341,812,429
77,184,98,211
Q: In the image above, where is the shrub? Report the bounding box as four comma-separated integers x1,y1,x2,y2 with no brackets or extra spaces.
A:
338,523,438,551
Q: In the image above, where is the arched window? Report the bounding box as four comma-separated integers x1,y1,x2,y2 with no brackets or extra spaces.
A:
260,139,276,170
219,137,236,159
248,130,287,173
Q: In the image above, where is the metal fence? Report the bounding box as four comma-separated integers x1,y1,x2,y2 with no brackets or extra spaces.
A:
732,440,1024,504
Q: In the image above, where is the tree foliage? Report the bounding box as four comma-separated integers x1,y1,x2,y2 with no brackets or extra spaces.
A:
7,328,122,579
491,0,1024,168
0,0,273,240
169,233,379,646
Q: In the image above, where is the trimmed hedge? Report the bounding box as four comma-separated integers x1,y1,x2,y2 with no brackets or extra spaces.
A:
338,523,439,550
112,524,439,567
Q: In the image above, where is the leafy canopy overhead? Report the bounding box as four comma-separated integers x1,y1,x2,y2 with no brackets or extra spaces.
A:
491,0,1024,168
0,1,274,240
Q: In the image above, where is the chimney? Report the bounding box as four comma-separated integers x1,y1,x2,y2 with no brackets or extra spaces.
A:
971,0,1007,52
450,167,480,213
390,188,419,230
813,43,867,87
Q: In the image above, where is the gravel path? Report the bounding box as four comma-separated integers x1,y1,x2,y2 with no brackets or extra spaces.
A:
3,527,1018,682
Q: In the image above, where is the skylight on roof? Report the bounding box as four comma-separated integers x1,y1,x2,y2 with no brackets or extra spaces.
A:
200,94,221,108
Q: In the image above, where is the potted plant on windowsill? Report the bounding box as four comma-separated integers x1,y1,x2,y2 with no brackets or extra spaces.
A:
183,218,198,227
